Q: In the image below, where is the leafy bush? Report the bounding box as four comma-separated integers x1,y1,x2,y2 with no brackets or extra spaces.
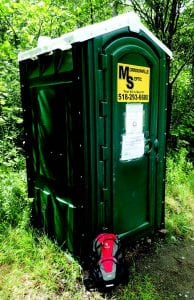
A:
166,149,194,239
170,69,194,160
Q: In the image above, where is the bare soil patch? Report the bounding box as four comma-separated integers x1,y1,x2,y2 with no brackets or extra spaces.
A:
126,239,194,299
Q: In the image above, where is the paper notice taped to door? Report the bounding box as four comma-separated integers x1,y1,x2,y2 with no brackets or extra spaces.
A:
121,133,144,161
120,104,145,161
125,104,143,134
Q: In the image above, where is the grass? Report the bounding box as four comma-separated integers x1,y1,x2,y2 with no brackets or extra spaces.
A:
116,274,162,300
0,166,102,299
0,148,193,299
0,227,89,299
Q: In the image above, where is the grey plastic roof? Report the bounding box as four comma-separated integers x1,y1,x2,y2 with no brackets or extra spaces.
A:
18,12,172,61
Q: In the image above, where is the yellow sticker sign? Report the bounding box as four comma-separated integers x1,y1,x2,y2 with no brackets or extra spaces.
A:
117,63,150,102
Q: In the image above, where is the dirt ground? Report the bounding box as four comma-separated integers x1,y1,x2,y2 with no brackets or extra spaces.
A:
125,238,194,299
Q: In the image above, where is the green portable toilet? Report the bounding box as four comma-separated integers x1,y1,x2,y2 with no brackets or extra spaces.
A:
18,12,172,256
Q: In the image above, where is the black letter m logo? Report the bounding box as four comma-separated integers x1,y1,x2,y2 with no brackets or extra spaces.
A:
119,66,129,79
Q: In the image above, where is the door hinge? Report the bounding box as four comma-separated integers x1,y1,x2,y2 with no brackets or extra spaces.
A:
98,117,104,145
99,53,108,70
100,145,108,161
102,187,110,202
98,161,104,186
99,101,108,117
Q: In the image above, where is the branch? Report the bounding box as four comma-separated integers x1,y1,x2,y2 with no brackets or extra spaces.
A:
130,0,155,29
164,0,170,27
170,54,193,86
35,18,44,40
166,0,182,47
36,0,54,39
173,0,182,34
89,0,94,24
0,7,20,47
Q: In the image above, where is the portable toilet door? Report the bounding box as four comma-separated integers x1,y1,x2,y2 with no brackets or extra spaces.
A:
101,35,165,238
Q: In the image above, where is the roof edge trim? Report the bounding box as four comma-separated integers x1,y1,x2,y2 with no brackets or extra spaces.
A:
18,12,172,62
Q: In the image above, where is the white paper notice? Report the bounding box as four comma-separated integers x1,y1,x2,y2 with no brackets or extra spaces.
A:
125,104,143,134
121,133,144,161
120,104,144,161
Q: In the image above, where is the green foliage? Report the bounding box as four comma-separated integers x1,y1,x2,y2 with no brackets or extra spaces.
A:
0,166,29,227
170,68,194,156
166,149,194,239
169,2,194,156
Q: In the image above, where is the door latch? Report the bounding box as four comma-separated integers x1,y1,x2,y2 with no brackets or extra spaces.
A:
144,139,152,154
153,139,159,152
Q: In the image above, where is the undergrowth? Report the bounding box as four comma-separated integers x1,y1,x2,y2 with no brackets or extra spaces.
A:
165,148,194,240
0,148,193,299
0,166,29,228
